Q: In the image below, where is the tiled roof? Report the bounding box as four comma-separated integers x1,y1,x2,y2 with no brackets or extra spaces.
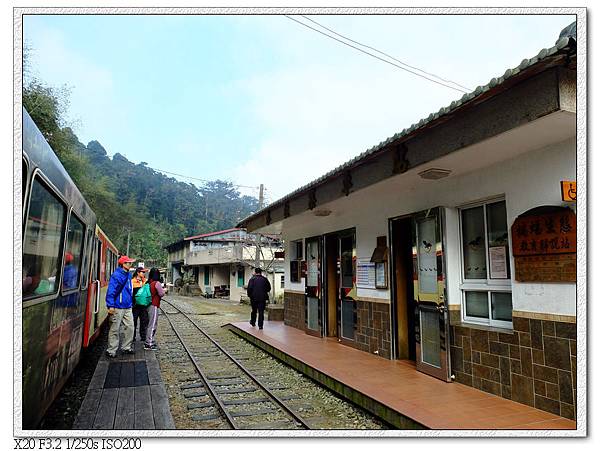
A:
238,22,576,228
185,228,242,241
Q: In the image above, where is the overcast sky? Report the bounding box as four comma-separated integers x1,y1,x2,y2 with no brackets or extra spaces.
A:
23,13,575,203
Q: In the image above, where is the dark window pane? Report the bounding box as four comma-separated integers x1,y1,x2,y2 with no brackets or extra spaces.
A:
22,158,28,206
340,235,354,288
465,291,489,319
63,214,85,291
23,178,66,299
80,230,91,288
341,298,354,339
462,206,487,279
491,292,513,321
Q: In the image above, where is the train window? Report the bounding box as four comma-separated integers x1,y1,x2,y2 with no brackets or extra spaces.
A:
105,248,113,279
62,213,85,292
96,239,102,282
80,229,92,289
22,158,29,207
22,176,66,300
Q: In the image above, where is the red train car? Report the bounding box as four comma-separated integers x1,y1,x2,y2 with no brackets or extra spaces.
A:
21,108,120,428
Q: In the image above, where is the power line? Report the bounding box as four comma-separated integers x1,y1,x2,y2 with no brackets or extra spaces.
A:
284,15,470,94
150,167,260,190
299,15,472,92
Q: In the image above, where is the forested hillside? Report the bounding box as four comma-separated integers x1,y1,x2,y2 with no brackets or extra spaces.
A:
23,79,259,266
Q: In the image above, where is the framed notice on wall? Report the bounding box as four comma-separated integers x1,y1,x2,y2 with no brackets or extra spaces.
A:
489,246,508,279
375,262,387,288
356,258,375,289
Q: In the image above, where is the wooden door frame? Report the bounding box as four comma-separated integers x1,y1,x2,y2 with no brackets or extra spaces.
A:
388,214,417,361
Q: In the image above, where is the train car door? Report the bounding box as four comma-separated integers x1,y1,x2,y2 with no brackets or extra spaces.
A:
304,236,323,337
412,207,451,381
92,237,102,329
83,235,101,347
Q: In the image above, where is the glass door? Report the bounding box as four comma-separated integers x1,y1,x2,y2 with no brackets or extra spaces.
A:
305,236,322,336
412,208,451,381
339,232,356,341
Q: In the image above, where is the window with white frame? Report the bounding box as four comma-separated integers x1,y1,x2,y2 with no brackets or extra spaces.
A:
289,239,303,283
459,198,512,328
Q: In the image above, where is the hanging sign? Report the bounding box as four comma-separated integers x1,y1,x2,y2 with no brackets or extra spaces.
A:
561,181,576,202
511,207,576,282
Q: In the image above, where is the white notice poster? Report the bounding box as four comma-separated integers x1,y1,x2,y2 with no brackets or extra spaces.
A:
489,246,508,279
356,258,376,289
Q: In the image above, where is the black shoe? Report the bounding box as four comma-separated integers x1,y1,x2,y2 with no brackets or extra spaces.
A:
122,349,135,355
144,344,158,350
259,327,263,330
105,351,116,358
250,322,255,327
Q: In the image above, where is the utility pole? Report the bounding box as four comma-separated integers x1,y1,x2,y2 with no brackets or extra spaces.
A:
255,184,264,269
126,229,131,256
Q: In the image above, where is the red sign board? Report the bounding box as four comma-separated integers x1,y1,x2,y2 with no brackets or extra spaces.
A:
511,209,576,257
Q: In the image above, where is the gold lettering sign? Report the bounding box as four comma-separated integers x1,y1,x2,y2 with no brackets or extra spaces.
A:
511,208,576,282
512,209,576,257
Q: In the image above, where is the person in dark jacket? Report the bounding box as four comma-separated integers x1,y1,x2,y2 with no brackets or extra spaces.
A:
105,255,135,358
132,267,149,341
246,267,271,330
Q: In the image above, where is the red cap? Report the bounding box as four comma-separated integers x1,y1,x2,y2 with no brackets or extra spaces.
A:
118,255,136,265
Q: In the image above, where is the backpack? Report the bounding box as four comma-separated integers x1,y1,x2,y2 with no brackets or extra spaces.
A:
135,283,152,307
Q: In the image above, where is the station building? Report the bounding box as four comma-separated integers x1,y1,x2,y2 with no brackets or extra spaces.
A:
165,228,284,302
238,23,579,419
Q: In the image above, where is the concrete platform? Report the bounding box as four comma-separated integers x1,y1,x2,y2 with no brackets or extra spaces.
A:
225,320,576,430
73,340,175,430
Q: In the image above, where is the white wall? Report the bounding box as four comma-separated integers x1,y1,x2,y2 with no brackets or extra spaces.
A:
283,137,576,316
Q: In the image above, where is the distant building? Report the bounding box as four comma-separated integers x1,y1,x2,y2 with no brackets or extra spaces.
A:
237,23,579,420
165,228,284,302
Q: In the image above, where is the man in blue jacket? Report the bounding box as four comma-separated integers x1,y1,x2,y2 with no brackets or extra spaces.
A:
105,255,135,358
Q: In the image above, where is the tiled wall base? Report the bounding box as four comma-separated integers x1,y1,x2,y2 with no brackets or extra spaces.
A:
355,300,391,359
283,291,305,330
450,315,576,420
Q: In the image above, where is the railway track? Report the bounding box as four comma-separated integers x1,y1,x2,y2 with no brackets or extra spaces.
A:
159,299,312,430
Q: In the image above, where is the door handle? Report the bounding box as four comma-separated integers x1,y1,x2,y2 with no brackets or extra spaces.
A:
94,280,100,314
